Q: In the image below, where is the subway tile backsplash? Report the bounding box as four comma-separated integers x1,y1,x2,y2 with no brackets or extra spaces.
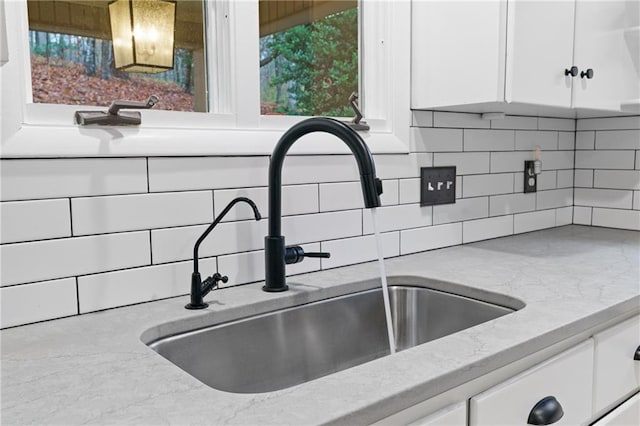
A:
1,112,638,328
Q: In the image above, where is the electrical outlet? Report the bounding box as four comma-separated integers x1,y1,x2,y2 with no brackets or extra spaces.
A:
524,160,537,193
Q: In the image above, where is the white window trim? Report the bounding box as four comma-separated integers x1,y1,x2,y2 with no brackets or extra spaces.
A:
0,0,410,158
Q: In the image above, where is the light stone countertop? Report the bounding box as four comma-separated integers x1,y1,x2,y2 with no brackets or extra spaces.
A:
2,225,639,425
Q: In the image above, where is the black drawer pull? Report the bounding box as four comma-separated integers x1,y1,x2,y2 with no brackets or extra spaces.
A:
634,345,640,361
528,396,564,425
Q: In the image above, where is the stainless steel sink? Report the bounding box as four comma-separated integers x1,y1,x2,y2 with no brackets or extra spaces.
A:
148,284,517,393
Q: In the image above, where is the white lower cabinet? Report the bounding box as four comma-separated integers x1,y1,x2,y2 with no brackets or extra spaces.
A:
592,393,640,426
469,340,594,426
593,315,640,417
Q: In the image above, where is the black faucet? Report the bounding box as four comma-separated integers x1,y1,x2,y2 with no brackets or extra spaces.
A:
263,117,383,292
186,197,262,309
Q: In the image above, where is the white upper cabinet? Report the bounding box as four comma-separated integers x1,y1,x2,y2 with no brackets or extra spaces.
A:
572,0,640,111
411,0,639,115
505,0,576,108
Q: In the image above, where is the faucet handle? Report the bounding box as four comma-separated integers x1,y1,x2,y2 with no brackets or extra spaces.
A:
284,245,330,264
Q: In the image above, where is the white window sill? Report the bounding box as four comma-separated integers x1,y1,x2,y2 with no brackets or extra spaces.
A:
0,122,408,158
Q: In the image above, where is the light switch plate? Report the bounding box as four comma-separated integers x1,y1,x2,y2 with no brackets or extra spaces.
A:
420,166,456,206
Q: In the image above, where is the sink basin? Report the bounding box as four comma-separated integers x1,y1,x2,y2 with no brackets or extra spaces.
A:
147,284,518,393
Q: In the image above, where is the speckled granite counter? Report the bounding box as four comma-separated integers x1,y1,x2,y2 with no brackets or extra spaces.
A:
2,226,639,425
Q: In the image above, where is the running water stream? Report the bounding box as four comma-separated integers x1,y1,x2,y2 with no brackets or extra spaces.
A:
370,208,397,354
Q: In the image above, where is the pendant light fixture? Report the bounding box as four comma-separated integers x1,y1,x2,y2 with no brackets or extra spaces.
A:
109,0,176,73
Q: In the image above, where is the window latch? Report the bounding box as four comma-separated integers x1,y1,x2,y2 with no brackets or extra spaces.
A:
345,92,370,131
74,96,159,126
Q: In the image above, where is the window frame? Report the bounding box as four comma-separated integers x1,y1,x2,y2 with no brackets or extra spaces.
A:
0,0,410,158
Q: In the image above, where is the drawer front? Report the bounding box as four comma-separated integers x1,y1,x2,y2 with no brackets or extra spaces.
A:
409,402,466,426
470,340,594,426
593,315,640,415
592,393,640,426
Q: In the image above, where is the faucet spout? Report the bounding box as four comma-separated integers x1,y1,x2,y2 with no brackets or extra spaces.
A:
264,117,383,292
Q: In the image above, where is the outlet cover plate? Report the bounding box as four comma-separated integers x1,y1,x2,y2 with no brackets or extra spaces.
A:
420,166,456,206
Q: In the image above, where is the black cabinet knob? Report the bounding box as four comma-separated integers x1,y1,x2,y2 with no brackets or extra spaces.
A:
581,68,594,79
564,66,578,77
528,396,564,425
634,345,640,361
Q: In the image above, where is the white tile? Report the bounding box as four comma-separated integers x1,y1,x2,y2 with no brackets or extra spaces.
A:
556,206,573,226
573,206,592,225
574,188,633,209
537,188,573,210
281,155,356,184
489,193,535,217
574,170,594,188
410,128,463,152
514,210,556,234
575,131,595,150
72,191,213,236
1,279,77,328
634,191,640,210
542,151,574,170
456,176,463,199
514,172,525,193
537,171,557,190
319,180,396,211
148,157,269,192
214,187,267,221
464,129,514,151
399,178,420,204
363,204,432,234
320,233,399,269
462,174,513,197
374,154,432,179
217,243,320,287
636,151,640,170
1,199,70,243
77,257,217,313
538,117,575,131
462,215,513,243
558,132,575,150
593,170,640,190
283,210,362,244
557,170,574,188
595,130,640,150
490,151,531,173
214,185,318,222
577,116,640,131
592,208,640,231
1,232,150,286
0,159,147,201
515,131,558,151
490,116,537,130
380,180,399,206
320,182,363,212
151,220,267,264
433,197,488,224
433,112,490,128
434,152,490,175
412,110,433,127
400,223,462,255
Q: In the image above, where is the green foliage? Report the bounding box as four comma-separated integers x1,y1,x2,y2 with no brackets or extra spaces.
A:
262,8,358,116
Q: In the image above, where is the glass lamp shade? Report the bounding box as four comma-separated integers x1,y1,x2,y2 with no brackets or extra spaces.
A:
109,0,176,73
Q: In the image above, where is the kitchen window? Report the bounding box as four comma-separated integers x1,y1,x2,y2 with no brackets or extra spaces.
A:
2,0,410,156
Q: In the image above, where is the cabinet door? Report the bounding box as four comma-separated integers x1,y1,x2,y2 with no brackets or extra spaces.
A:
469,340,594,426
592,393,640,426
408,402,466,426
506,0,576,108
593,315,640,417
572,0,640,111
411,0,508,109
